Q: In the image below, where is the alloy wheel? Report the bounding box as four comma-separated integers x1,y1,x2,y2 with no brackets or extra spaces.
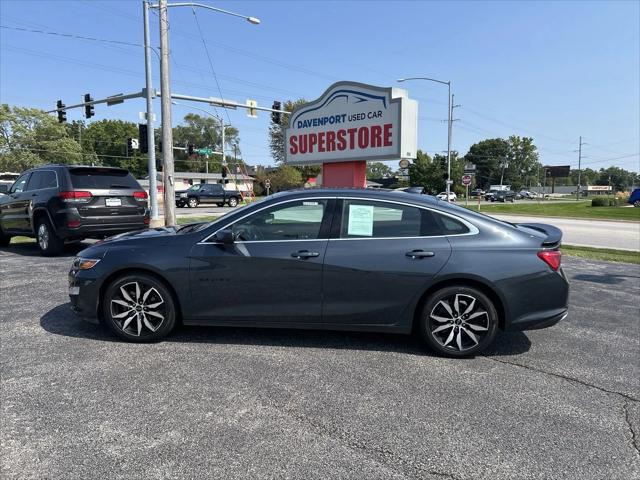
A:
429,293,490,352
37,223,49,251
109,281,166,337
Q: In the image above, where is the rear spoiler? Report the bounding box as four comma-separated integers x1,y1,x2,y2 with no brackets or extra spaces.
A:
517,223,563,248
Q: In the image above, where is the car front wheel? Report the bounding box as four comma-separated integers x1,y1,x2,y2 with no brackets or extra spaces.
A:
419,286,499,357
103,273,176,342
188,197,199,208
0,227,11,247
228,197,238,207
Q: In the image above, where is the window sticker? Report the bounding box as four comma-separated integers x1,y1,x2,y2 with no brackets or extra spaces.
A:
302,201,319,206
347,204,374,236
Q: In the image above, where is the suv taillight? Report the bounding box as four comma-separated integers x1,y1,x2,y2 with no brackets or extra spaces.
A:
59,191,92,202
537,250,561,271
133,191,148,201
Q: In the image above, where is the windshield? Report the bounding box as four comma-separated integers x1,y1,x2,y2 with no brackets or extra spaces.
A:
187,185,202,191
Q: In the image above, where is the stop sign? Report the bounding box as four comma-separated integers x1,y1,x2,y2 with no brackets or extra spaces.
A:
462,174,472,186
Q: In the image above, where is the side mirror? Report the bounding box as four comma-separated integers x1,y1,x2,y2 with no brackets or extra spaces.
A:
215,229,234,245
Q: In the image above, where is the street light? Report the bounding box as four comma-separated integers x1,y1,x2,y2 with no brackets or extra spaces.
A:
397,77,453,201
144,0,260,226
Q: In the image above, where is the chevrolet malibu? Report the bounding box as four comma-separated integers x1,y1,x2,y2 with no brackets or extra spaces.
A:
69,189,569,357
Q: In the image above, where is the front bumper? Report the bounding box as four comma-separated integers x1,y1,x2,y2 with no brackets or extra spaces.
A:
68,269,102,323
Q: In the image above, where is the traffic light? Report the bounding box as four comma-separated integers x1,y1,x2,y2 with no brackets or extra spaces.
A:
84,94,94,118
138,124,148,154
271,101,281,125
188,144,194,156
56,100,66,123
126,138,133,157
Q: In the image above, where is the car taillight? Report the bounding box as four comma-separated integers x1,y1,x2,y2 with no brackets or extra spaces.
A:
67,220,81,228
538,250,561,271
59,191,92,202
133,191,148,200
143,217,150,225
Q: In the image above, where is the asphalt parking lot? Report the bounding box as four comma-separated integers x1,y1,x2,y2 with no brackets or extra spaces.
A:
1,244,639,479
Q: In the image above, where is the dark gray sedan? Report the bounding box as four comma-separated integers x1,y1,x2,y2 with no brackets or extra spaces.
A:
69,189,568,357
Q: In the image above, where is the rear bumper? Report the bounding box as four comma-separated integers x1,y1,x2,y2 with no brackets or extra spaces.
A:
58,217,149,239
506,308,568,331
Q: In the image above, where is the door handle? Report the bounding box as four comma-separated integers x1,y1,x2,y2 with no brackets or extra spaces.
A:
291,250,320,259
406,250,435,259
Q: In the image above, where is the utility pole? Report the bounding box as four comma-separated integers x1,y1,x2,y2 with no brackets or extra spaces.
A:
446,86,452,201
158,0,176,226
576,136,585,201
142,0,159,223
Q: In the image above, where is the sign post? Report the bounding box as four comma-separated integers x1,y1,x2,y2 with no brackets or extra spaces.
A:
284,81,417,188
462,174,472,206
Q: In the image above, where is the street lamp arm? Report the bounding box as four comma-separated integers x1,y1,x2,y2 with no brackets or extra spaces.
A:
397,77,450,86
150,2,260,24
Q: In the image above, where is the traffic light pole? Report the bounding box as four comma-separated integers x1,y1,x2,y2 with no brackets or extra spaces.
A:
142,0,159,223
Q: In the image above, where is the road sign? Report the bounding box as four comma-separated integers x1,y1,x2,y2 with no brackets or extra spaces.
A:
195,148,213,155
399,159,410,169
246,99,258,118
265,179,271,189
462,174,472,186
464,163,476,174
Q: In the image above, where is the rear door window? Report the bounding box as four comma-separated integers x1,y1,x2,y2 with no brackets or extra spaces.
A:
339,200,442,238
26,170,57,191
69,168,139,189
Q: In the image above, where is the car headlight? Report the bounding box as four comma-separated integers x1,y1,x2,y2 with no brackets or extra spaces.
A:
72,257,101,270
179,193,188,198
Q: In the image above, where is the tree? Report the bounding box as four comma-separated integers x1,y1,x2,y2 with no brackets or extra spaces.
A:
0,104,85,172
503,136,541,191
268,165,303,192
463,138,509,189
409,150,442,194
269,98,307,165
595,166,639,192
366,162,393,179
173,113,239,174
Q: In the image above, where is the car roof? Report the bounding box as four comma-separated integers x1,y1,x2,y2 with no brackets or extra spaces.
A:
267,187,444,207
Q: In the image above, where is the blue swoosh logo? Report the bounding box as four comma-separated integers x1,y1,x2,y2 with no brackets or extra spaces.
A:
291,89,388,126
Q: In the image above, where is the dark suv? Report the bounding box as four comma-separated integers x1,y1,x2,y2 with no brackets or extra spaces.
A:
0,165,150,255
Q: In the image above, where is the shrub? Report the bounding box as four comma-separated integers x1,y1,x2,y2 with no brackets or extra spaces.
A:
591,197,608,207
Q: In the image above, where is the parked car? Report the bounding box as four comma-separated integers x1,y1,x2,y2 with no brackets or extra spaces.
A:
484,189,499,201
469,189,485,197
436,191,457,201
0,165,149,255
492,190,516,203
69,188,569,357
629,188,640,207
175,183,242,208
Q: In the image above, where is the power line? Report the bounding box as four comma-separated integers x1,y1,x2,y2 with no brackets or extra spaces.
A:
0,25,144,48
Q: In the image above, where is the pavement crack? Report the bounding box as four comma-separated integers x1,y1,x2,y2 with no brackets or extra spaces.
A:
279,405,463,480
484,356,640,403
623,402,640,460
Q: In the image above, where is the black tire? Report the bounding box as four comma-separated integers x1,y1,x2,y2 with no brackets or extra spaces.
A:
634,200,640,207
187,197,199,208
102,273,176,342
36,217,64,256
0,227,11,247
418,286,499,357
216,202,224,207
227,197,238,207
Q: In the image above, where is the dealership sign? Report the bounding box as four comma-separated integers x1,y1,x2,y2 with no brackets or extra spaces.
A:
284,81,418,165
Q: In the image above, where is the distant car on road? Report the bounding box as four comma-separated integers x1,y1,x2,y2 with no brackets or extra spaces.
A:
519,190,538,199
436,191,457,202
69,188,569,357
484,189,499,201
469,189,485,197
492,190,516,203
629,188,640,207
0,165,149,255
175,183,242,208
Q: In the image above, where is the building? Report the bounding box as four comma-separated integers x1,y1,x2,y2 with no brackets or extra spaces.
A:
138,171,255,194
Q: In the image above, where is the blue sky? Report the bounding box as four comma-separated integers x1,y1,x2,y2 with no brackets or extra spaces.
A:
1,0,638,172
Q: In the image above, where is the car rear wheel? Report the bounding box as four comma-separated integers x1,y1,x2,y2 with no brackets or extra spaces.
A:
188,197,199,208
103,273,176,342
419,286,499,357
228,197,238,207
36,217,64,256
634,200,640,207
